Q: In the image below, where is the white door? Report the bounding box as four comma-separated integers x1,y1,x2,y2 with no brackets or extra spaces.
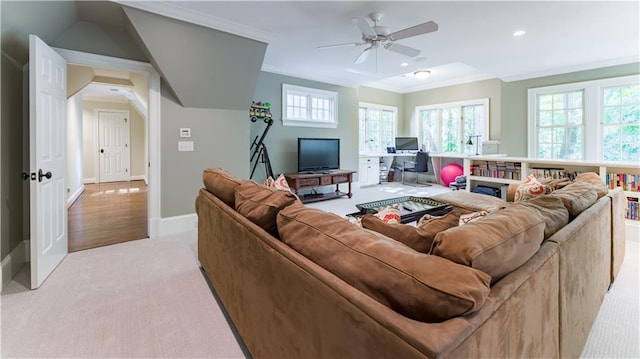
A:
98,111,130,183
29,35,68,289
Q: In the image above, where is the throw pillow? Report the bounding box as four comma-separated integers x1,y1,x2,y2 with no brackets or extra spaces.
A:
431,204,545,284
277,204,491,323
234,180,299,238
458,211,488,226
374,205,401,224
264,173,292,191
514,175,552,202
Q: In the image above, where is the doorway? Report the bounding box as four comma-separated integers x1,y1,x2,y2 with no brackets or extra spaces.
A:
58,48,161,251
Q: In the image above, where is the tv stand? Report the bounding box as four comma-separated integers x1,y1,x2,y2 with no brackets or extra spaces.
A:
285,170,355,204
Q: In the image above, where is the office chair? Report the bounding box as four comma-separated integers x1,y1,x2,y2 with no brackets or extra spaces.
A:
402,151,431,186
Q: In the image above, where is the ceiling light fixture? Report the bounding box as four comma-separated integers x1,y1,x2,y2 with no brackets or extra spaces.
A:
400,62,409,67
414,70,430,80
513,30,526,37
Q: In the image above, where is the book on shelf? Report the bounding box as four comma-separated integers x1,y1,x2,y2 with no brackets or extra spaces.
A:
626,197,639,221
607,172,639,192
529,167,578,181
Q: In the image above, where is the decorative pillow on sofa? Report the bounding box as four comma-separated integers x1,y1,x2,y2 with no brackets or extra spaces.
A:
514,175,552,202
373,205,401,224
516,196,569,239
430,204,545,284
264,173,292,191
234,180,299,238
277,205,491,323
203,168,244,208
361,208,463,253
549,181,598,219
574,172,608,199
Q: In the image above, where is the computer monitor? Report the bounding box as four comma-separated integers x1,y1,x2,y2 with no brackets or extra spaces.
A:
395,137,419,152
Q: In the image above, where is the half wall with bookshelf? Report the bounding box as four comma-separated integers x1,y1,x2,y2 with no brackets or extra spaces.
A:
462,156,640,233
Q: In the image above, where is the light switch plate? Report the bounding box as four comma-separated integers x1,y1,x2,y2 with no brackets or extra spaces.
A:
179,128,191,138
178,141,194,152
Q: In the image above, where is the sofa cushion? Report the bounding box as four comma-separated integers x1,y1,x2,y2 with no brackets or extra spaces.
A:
549,181,598,219
431,204,545,283
277,205,491,322
203,168,244,208
360,208,464,253
234,180,299,238
430,190,506,212
517,196,569,239
574,172,608,199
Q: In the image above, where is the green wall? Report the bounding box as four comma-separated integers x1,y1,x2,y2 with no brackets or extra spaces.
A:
252,71,359,183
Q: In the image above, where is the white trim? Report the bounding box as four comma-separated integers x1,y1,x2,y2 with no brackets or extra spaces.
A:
113,0,274,44
527,74,640,161
358,102,399,154
67,185,85,208
156,213,198,237
502,56,640,83
83,178,96,184
130,175,147,183
282,84,339,128
1,240,28,293
55,48,162,239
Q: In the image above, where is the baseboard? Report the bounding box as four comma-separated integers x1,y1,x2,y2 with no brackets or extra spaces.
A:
152,213,198,238
130,175,147,183
83,178,96,184
67,185,85,208
1,240,28,293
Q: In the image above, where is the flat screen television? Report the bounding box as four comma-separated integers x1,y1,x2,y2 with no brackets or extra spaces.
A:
395,137,419,151
298,138,340,173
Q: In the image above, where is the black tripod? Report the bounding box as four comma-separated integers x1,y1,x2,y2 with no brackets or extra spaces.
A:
250,117,274,179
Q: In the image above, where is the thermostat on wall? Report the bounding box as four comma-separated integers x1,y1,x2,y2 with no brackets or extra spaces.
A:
180,128,191,138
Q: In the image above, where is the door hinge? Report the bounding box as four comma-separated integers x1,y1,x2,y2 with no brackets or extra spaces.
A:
126,168,128,173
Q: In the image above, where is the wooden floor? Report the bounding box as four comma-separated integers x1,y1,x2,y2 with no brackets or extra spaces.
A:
68,180,148,253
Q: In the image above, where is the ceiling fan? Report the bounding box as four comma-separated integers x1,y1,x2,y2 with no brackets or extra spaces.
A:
318,12,438,65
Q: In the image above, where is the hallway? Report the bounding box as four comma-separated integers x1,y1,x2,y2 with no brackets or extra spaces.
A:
68,180,148,252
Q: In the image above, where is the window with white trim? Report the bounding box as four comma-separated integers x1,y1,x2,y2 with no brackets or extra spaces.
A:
528,75,639,163
359,103,397,153
282,84,338,128
416,98,489,154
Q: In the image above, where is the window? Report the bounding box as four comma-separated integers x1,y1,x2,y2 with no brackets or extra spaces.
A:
282,84,338,128
602,84,640,162
416,99,489,154
359,103,397,153
534,91,584,160
528,75,639,163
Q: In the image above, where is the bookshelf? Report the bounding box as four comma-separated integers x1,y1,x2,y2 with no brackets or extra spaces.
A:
463,156,640,231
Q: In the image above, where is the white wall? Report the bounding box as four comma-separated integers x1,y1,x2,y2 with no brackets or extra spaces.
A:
66,94,83,205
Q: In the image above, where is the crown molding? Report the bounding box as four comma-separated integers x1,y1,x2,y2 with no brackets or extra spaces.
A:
260,64,359,89
113,0,274,44
501,56,640,82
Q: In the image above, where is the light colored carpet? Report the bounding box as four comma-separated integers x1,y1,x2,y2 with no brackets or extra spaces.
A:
2,183,638,358
1,234,245,358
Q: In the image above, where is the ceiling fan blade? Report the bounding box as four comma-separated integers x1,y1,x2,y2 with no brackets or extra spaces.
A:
352,17,376,38
353,47,372,65
317,42,366,49
388,21,438,41
384,42,421,57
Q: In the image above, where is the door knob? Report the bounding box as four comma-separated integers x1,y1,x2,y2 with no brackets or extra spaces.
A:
38,169,52,182
100,149,104,153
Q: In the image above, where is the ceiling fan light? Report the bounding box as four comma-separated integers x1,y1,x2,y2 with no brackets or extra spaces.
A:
414,70,430,80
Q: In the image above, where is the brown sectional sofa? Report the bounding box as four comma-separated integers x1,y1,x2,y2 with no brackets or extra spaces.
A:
196,168,627,359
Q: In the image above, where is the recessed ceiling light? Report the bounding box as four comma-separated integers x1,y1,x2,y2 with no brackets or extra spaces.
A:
513,30,526,37
414,70,430,80
400,62,409,67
